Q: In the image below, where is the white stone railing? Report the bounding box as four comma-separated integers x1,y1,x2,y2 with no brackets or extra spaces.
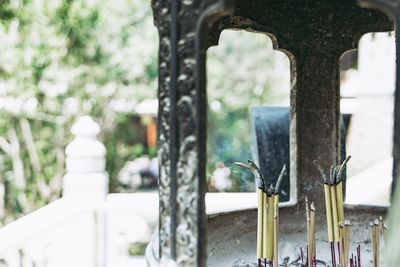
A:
0,116,158,267
0,116,266,267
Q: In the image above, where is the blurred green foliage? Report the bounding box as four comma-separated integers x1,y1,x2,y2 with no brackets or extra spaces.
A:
0,0,290,223
207,30,290,191
0,0,158,224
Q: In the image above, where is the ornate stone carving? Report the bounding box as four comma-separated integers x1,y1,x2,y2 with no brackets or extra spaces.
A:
152,0,173,261
152,1,235,266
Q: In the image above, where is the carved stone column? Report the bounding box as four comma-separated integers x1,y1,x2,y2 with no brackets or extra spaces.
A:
152,1,234,266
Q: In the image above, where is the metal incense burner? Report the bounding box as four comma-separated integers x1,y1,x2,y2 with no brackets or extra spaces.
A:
147,0,400,266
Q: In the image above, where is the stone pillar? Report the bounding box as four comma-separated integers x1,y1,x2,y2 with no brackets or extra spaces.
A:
62,116,108,201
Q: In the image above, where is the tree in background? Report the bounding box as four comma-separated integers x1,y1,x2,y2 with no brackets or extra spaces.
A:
0,0,158,224
0,1,289,223
207,30,290,191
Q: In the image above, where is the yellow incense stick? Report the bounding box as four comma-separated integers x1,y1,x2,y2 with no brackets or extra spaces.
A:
375,221,380,267
339,224,345,267
273,194,279,218
336,181,344,224
336,182,344,267
342,221,351,267
273,195,279,267
267,195,274,261
324,184,334,242
330,185,340,242
306,197,312,267
263,192,268,260
257,188,263,260
310,202,316,261
371,222,376,267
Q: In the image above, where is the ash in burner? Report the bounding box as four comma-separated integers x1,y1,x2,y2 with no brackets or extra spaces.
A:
232,260,257,267
232,257,328,267
280,256,327,266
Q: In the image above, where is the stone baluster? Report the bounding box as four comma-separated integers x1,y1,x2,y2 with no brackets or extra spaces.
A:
62,115,108,201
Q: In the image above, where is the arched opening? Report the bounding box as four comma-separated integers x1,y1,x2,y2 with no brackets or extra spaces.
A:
205,29,291,199
340,31,395,206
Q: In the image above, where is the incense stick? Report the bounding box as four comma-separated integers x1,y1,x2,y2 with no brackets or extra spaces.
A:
343,220,351,267
306,197,311,267
305,198,316,267
313,157,352,267
371,222,376,267
257,188,263,266
267,188,274,262
322,183,334,240
331,242,336,267
336,158,349,266
263,191,268,264
330,184,340,243
310,201,316,267
313,161,334,245
374,220,380,267
329,167,336,267
339,224,344,267
273,198,279,267
336,180,344,225
273,165,285,267
234,161,267,266
234,162,290,267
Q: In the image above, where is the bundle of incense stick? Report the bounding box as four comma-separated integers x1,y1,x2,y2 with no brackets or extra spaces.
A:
313,156,351,267
266,184,274,265
305,197,316,267
234,160,265,267
234,161,286,267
